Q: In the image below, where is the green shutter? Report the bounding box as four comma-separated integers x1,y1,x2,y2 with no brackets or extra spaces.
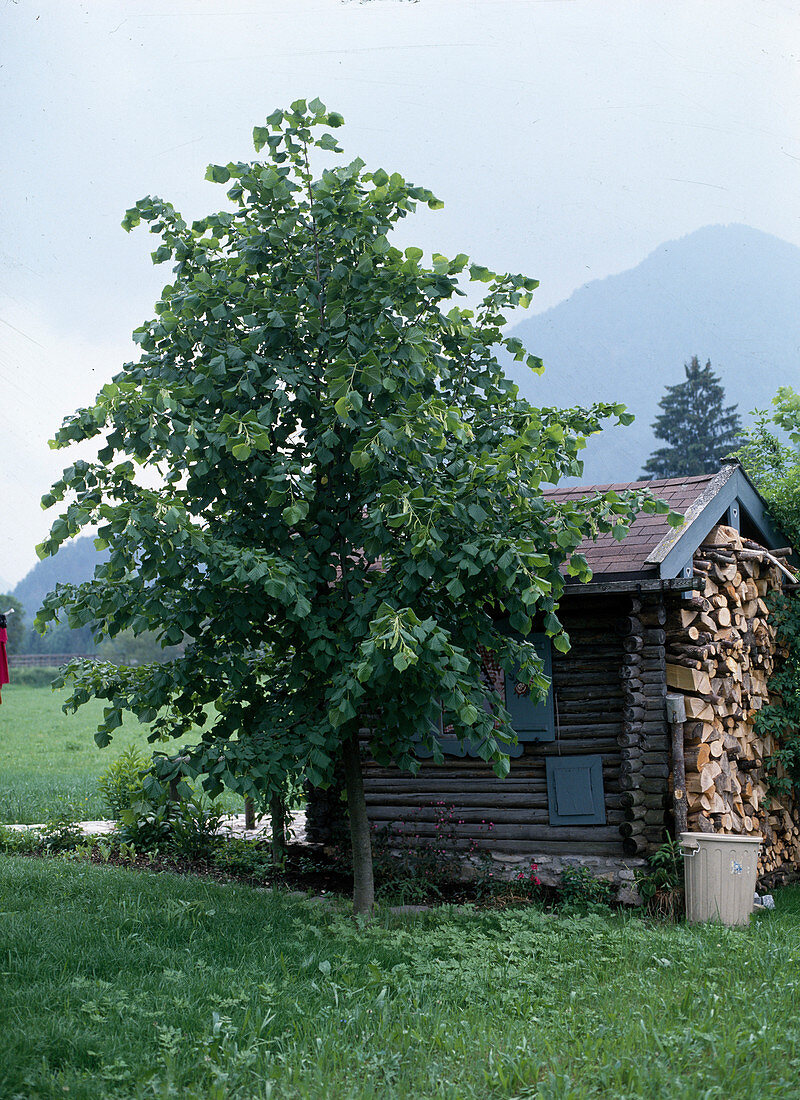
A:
546,755,606,826
414,705,467,759
415,634,554,759
504,634,554,742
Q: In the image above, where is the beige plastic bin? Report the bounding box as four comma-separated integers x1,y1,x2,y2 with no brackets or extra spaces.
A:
680,832,762,926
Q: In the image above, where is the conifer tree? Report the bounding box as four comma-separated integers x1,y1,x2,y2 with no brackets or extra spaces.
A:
642,356,742,479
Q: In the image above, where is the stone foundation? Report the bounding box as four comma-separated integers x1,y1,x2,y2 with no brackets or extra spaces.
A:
373,843,647,905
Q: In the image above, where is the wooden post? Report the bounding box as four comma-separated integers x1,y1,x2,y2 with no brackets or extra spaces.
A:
666,693,688,835
269,793,287,866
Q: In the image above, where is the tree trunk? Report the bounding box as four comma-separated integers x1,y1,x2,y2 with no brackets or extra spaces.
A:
270,792,287,867
244,796,256,830
341,730,374,916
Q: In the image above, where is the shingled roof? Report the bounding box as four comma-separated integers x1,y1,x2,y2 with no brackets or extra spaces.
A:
544,461,784,583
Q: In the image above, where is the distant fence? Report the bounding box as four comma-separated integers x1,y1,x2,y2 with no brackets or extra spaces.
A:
8,654,98,668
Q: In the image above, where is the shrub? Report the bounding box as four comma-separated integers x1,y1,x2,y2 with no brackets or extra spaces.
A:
558,865,615,912
0,825,40,854
371,801,468,903
212,837,273,882
116,778,223,862
98,744,149,819
634,837,685,920
7,667,62,688
38,820,87,853
474,855,543,907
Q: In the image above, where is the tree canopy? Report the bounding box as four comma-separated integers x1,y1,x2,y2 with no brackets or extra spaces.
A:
642,356,742,479
736,386,800,549
736,387,800,798
39,100,676,911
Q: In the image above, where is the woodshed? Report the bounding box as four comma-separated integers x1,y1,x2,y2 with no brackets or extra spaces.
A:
307,460,799,893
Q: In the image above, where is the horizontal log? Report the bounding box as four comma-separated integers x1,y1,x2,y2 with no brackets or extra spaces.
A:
366,806,625,827
622,836,648,855
639,606,667,627
365,791,628,812
641,763,670,778
369,832,628,859
556,700,625,716
371,820,625,843
550,721,624,736
553,686,625,701
620,789,647,808
642,682,668,698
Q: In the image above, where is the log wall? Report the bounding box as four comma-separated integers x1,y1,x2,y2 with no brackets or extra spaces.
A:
361,594,648,862
617,592,671,856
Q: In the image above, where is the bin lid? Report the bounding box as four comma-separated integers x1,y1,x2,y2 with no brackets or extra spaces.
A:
680,831,763,845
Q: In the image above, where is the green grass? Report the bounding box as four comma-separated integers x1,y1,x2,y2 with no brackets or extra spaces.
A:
0,685,242,824
1,856,799,1099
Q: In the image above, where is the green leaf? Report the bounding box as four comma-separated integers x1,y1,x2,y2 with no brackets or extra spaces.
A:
205,164,231,184
231,442,251,461
509,611,532,635
458,703,478,726
469,264,494,283
253,126,270,151
282,501,309,526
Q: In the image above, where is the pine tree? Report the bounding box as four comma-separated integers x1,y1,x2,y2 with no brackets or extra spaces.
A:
642,356,742,479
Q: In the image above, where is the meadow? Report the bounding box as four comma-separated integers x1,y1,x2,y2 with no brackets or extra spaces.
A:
3,683,800,1099
1,855,799,1099
0,682,241,824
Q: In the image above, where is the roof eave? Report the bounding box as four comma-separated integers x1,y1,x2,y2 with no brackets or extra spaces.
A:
645,460,788,578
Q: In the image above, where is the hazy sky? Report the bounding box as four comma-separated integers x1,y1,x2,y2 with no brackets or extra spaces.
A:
2,0,799,588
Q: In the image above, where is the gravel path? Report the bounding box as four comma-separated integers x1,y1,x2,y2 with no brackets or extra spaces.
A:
6,810,308,842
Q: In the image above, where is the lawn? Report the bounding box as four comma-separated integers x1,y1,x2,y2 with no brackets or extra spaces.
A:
1,856,799,1100
0,684,241,824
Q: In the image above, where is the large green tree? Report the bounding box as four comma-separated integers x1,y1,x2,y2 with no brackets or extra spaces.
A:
736,386,800,548
736,389,800,797
642,356,742,479
39,101,675,913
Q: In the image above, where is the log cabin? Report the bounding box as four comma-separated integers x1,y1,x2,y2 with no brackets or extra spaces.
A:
307,459,800,893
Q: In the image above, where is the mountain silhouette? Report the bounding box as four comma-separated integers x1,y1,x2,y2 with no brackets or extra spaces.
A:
12,537,109,620
502,224,800,482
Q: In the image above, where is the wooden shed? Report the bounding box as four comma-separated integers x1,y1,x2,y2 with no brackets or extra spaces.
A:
307,460,800,891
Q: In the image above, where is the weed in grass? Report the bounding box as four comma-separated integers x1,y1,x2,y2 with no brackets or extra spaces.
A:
558,864,615,913
0,825,39,854
38,820,87,853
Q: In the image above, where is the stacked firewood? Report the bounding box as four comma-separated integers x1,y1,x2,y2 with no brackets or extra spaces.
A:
666,524,800,874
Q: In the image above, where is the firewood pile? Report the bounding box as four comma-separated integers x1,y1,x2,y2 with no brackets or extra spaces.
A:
666,524,800,875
